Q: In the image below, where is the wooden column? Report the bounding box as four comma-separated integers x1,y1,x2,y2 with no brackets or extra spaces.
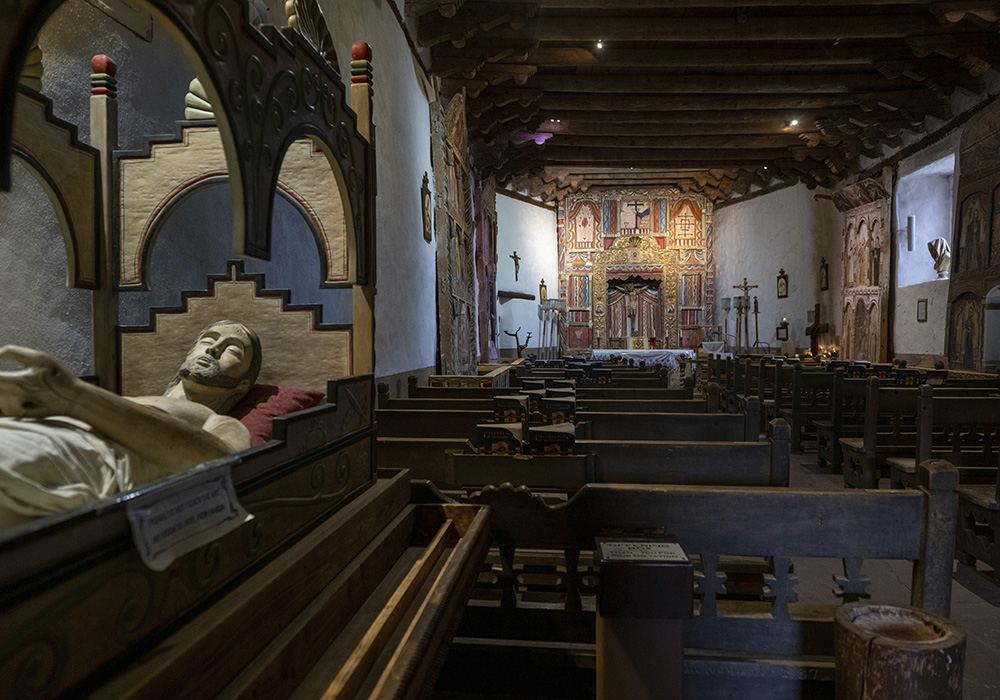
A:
350,42,374,375
89,54,119,391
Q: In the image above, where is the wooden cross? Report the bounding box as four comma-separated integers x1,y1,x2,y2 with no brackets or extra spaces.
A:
805,303,830,356
509,251,521,281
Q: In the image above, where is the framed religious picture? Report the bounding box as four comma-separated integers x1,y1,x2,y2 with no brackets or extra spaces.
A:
819,257,829,291
421,172,433,243
917,298,928,323
776,268,788,298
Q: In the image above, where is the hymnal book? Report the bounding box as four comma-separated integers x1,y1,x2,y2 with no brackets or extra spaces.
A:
476,422,524,455
493,395,529,423
528,423,575,455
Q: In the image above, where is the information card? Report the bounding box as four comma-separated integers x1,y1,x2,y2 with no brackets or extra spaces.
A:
599,541,688,563
126,464,249,571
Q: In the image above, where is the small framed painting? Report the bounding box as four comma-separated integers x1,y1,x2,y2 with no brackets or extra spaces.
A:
421,172,433,243
917,298,928,323
776,268,788,299
819,257,829,291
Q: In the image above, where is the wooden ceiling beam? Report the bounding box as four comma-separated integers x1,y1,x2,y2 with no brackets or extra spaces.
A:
522,72,944,94
496,146,838,164
417,3,536,47
535,121,804,136
466,88,945,114
543,134,807,149
462,15,975,43
482,0,943,7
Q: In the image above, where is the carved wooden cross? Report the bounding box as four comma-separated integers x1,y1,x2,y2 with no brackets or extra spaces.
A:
509,251,521,281
805,303,830,355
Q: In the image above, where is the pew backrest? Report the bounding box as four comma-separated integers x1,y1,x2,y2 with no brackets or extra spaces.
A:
917,386,1000,472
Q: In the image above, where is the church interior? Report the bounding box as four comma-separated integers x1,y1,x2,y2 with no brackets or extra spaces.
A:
3,0,1000,698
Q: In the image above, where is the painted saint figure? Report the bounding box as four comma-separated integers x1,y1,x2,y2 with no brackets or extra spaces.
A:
0,321,261,529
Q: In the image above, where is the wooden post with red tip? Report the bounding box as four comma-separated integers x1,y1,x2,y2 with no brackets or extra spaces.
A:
350,42,373,143
90,54,120,391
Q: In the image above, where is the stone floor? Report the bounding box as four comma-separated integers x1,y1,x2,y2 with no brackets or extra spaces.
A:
790,451,1000,700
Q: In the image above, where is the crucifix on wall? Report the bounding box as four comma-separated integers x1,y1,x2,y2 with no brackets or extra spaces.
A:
805,303,830,356
509,251,521,281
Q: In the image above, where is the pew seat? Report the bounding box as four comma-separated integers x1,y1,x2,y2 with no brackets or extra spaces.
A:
956,483,1000,585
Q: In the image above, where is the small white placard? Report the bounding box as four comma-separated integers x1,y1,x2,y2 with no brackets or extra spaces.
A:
599,541,688,563
126,465,250,571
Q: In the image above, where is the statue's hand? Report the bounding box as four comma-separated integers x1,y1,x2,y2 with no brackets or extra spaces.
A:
0,346,83,418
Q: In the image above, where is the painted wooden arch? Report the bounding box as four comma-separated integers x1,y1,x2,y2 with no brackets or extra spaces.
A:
0,0,372,281
10,87,101,289
115,125,353,289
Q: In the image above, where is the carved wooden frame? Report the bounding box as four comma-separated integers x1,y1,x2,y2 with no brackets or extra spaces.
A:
591,235,678,348
114,124,354,289
0,0,374,283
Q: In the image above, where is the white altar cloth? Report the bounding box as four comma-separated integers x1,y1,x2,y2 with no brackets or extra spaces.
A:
591,348,695,371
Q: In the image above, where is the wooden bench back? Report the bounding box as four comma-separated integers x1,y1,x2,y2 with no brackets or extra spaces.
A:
917,386,1000,477
462,459,957,652
790,366,835,413
864,379,1000,453
832,370,869,428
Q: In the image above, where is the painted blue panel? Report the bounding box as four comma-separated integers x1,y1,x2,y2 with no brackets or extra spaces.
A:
118,182,352,327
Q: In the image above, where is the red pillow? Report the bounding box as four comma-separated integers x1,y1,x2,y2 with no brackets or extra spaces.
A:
229,384,326,445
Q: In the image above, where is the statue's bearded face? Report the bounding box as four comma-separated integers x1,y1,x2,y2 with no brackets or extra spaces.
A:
179,325,254,389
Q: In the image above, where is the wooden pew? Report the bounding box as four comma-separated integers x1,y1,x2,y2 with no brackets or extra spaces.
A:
887,386,1000,489
779,365,835,453
841,379,999,489
955,464,1000,584
378,383,720,414
431,460,957,700
813,369,867,473
406,376,694,400
377,400,758,443
581,398,759,442
452,420,792,489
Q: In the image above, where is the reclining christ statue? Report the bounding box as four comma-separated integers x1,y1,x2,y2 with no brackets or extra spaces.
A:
0,321,261,530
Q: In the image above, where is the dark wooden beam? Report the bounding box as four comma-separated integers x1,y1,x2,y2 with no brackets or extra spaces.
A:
491,146,839,163
542,133,807,149
455,15,976,43
466,88,945,114
522,72,942,94
481,0,942,7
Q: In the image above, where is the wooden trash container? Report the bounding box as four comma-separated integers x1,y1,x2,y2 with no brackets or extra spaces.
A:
834,603,965,700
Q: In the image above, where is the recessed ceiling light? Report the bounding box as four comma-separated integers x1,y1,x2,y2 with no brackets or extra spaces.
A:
789,119,799,126
764,166,768,170
596,40,604,49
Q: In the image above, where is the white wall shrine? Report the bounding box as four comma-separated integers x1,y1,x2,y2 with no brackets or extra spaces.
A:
892,137,959,366
495,192,558,357
713,183,842,354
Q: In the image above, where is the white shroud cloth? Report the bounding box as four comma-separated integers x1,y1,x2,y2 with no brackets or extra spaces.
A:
0,416,153,526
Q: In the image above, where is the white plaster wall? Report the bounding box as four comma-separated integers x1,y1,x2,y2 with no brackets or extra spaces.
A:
39,0,194,152
324,0,438,378
495,193,558,354
895,152,956,288
0,160,94,374
713,183,842,352
895,280,949,356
